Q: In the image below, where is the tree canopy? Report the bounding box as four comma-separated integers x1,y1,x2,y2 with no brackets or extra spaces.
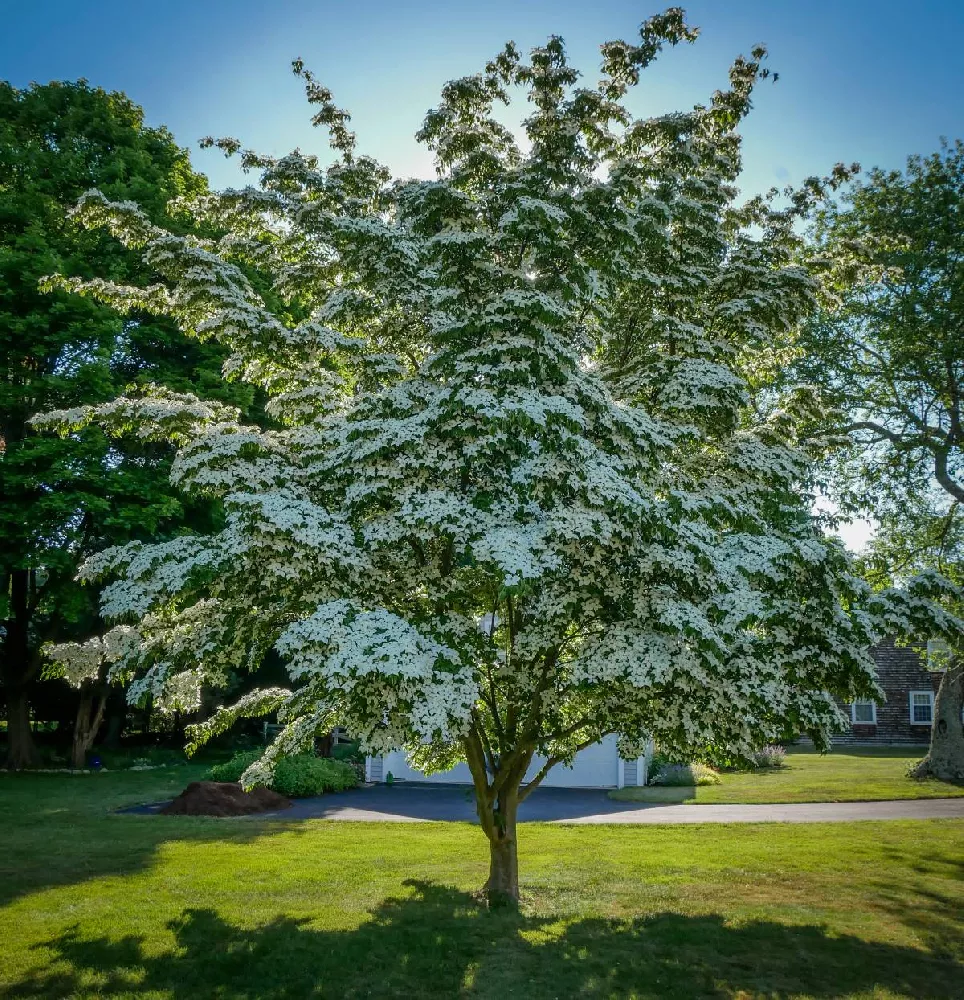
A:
801,140,964,780
0,79,251,767
805,139,964,521
42,10,963,901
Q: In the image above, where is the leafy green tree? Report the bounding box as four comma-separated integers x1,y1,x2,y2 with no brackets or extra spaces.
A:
44,12,962,903
0,80,249,768
803,140,964,781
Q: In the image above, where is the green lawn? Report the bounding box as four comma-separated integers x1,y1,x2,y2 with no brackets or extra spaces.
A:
1,768,963,998
609,746,964,805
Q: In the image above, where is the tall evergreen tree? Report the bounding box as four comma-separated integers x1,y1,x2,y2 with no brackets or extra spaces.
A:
0,80,249,767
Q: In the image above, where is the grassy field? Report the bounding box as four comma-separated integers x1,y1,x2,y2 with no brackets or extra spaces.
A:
1,767,963,998
609,746,964,805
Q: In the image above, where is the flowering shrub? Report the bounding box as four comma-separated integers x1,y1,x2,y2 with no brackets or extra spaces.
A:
750,745,787,768
651,762,721,786
207,751,357,796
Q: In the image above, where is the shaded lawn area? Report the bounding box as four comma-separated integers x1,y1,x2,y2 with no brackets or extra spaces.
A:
609,746,964,805
1,769,963,998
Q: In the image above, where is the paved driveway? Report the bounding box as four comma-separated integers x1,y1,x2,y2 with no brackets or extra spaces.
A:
130,782,964,823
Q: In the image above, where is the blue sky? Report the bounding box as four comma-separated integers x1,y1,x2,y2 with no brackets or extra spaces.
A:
4,0,963,196
5,0,963,548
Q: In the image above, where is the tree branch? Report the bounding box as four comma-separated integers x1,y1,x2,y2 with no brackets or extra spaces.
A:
462,728,497,837
934,446,964,503
518,733,611,802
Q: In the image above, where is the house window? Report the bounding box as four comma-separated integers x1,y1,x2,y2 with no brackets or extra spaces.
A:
909,690,935,726
851,700,877,724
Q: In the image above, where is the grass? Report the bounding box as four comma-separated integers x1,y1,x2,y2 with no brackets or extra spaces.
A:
609,746,964,805
1,768,963,998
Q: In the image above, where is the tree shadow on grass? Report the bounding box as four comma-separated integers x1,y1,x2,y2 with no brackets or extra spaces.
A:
0,770,314,908
872,853,964,965
0,817,322,910
5,880,962,999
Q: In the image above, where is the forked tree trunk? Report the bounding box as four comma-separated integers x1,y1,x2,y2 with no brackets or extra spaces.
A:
70,682,109,770
911,658,964,784
5,687,38,770
463,732,528,908
485,790,520,907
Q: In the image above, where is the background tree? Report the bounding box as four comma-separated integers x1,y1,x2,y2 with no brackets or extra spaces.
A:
0,80,252,768
802,140,964,781
43,10,962,903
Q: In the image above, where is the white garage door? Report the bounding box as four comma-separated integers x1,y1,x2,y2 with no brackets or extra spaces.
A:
371,734,622,788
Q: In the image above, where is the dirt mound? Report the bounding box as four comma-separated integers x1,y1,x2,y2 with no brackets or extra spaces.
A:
160,781,292,817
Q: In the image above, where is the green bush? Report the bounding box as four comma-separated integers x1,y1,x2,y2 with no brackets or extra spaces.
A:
205,749,262,783
272,756,358,797
650,762,721,786
205,751,358,797
331,739,360,761
331,740,367,782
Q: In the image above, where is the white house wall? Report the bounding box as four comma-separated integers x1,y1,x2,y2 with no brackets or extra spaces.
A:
367,734,648,788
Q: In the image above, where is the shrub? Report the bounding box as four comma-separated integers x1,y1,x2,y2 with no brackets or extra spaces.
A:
647,750,673,775
205,751,358,797
650,762,721,786
750,745,787,769
271,756,358,797
206,749,262,783
331,740,367,783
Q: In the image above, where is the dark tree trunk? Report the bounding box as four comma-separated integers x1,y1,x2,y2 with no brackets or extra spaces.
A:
485,790,520,907
912,658,964,784
101,687,127,750
3,569,39,769
5,686,37,769
70,682,109,769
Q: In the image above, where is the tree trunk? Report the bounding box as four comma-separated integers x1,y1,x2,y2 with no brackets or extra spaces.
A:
101,687,127,750
5,686,38,769
70,683,108,770
484,791,520,907
912,658,964,784
3,568,40,769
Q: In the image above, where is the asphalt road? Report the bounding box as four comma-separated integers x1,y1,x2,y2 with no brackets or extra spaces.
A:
128,782,964,824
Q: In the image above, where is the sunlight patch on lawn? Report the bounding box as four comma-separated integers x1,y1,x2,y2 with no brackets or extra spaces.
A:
609,747,964,804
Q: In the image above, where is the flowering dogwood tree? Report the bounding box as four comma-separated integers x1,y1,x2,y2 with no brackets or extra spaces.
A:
40,10,962,903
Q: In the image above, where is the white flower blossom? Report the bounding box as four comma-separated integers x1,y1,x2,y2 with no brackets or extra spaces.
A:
37,17,964,838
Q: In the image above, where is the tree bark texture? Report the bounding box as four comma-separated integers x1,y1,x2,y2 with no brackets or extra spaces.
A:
5,686,37,769
912,658,964,784
70,682,109,769
3,569,39,769
463,729,528,907
484,791,520,907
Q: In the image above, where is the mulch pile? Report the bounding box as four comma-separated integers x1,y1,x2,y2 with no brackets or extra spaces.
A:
160,780,292,817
